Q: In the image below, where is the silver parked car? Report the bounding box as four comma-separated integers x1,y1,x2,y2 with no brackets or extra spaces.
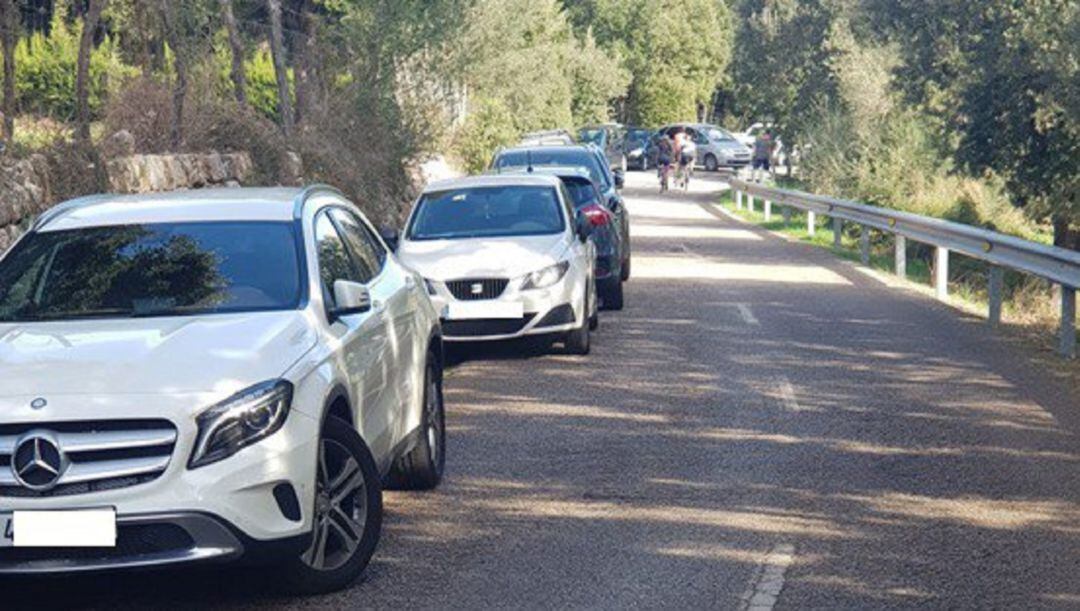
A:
656,123,753,171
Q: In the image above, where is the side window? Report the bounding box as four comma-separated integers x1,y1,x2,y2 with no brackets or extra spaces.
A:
331,209,386,281
315,212,362,309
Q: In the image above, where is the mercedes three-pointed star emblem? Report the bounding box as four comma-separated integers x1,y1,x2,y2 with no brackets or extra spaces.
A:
11,431,67,491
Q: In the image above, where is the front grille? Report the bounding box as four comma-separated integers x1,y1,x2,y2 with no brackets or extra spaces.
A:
1,523,194,563
445,278,509,301
441,315,534,337
0,419,177,497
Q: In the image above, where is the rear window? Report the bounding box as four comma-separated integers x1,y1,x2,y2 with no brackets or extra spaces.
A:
0,222,301,321
408,186,565,241
494,149,609,188
560,178,600,208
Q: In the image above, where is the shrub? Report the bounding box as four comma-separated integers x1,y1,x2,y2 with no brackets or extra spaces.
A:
15,9,136,120
451,97,517,174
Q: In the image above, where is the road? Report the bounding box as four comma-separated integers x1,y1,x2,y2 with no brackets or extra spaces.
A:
10,171,1080,609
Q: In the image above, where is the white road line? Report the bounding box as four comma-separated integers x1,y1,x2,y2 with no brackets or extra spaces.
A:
735,303,759,326
778,377,801,412
742,543,796,611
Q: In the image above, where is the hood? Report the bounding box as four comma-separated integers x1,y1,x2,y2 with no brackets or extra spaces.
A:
0,311,318,397
397,234,569,281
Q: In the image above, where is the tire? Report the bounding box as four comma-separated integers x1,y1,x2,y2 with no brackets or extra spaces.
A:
642,156,649,172
705,154,718,172
600,277,624,311
386,353,445,491
620,255,631,281
279,416,383,595
564,291,591,355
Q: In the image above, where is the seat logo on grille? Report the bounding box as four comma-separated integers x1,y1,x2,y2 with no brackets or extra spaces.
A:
12,431,67,491
471,283,484,295
30,397,47,410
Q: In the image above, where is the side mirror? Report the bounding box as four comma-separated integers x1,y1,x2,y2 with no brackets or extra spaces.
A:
379,225,399,251
331,280,372,317
613,169,625,190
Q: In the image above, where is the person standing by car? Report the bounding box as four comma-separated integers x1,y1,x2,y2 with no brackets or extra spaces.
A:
752,130,775,183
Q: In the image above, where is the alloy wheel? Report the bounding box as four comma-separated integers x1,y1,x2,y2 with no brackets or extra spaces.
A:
302,437,369,572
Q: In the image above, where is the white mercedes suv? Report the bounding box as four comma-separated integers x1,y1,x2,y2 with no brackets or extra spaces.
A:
396,174,598,354
0,186,445,593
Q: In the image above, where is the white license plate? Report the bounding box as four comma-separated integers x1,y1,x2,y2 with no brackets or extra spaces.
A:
445,301,524,320
1,509,117,548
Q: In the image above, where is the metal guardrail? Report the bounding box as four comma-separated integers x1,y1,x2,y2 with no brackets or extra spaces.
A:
728,177,1079,359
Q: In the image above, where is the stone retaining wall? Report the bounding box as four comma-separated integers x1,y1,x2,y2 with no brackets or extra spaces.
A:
0,150,257,252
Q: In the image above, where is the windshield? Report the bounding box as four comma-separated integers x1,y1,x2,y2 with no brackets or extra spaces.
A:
408,186,565,241
561,178,600,208
578,129,605,145
0,222,301,322
626,129,651,145
494,149,610,189
707,128,737,142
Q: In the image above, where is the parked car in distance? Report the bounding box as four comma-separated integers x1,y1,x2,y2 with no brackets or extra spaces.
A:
502,166,625,310
623,126,653,171
0,186,446,594
651,123,753,171
519,129,575,146
396,174,597,354
578,124,627,174
491,144,631,282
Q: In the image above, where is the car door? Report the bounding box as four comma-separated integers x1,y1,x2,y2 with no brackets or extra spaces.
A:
314,210,395,459
329,207,420,447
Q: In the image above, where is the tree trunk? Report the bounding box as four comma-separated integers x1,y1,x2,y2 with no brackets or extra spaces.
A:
76,0,108,142
292,0,319,126
219,0,247,107
266,0,293,137
159,0,186,149
0,0,18,145
1053,216,1080,252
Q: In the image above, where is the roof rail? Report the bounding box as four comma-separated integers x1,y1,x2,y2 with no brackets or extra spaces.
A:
31,194,114,230
291,183,344,220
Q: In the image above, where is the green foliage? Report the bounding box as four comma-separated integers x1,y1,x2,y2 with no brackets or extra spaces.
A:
565,0,734,125
453,97,517,174
243,47,289,122
14,9,135,120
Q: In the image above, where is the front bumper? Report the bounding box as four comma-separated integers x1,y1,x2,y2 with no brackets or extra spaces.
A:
0,393,321,573
428,274,586,342
0,512,309,574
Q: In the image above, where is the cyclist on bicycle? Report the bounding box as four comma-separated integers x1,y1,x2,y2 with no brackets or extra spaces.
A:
673,129,696,189
656,134,674,192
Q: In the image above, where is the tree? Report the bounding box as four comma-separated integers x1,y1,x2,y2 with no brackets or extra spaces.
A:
76,0,108,142
0,0,17,144
266,0,293,137
219,0,246,107
158,0,187,148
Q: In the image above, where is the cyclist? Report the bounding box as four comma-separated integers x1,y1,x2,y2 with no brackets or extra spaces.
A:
675,131,696,190
656,133,674,192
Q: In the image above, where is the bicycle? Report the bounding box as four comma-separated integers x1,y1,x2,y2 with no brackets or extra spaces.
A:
676,158,693,191
658,157,673,192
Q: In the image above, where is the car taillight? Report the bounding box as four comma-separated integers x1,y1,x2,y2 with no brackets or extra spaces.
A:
581,203,610,227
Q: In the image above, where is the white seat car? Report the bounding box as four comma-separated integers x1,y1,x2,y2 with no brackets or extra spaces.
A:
395,175,598,354
0,186,444,593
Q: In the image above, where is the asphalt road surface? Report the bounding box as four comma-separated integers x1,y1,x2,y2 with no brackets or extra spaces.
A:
10,171,1080,609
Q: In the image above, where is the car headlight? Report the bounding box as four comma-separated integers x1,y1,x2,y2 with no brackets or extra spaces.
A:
629,147,644,157
189,380,293,469
521,261,570,290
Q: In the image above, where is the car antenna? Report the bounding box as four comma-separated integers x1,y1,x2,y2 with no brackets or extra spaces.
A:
527,150,534,173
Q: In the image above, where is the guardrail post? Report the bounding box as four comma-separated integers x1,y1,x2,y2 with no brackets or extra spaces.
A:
807,211,816,236
934,247,949,300
764,199,772,222
782,206,791,226
895,235,907,278
988,266,1004,328
1060,285,1076,359
859,226,871,266
831,217,841,248
748,194,755,213
735,190,743,210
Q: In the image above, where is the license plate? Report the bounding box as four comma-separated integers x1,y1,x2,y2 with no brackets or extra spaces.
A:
445,301,524,320
1,509,116,548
